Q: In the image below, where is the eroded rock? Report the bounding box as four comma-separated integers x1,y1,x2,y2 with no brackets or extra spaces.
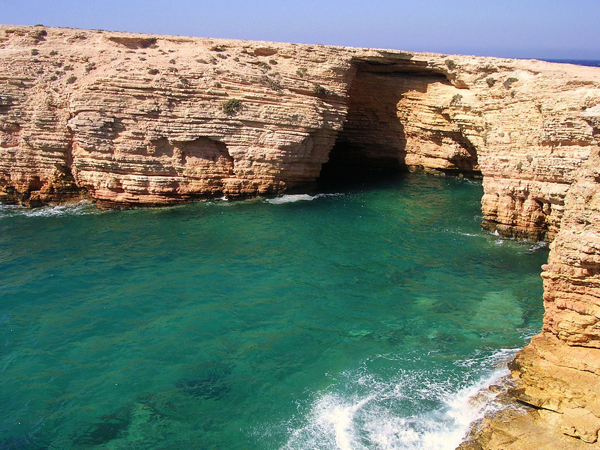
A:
2,25,600,448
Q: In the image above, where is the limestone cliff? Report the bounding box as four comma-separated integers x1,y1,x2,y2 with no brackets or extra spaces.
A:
2,25,600,448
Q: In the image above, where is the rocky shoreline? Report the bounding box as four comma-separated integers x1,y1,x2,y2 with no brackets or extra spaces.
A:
1,25,599,448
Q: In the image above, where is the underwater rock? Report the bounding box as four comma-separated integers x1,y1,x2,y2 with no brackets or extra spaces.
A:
176,361,232,400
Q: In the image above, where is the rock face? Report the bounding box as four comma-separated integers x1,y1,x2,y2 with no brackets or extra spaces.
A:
2,25,600,447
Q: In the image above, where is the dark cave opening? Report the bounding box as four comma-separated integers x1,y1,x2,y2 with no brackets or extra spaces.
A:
317,140,404,191
317,58,480,190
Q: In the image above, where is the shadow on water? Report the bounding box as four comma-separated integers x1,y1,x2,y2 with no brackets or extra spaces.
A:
317,164,407,194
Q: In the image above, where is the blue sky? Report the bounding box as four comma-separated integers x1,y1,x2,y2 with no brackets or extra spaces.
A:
2,0,599,59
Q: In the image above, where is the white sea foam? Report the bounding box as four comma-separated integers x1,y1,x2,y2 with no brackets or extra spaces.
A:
0,201,99,218
282,350,516,450
266,193,342,205
442,228,482,238
528,241,548,252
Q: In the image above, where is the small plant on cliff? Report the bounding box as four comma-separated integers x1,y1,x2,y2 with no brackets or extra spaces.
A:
486,77,496,87
450,94,462,106
148,68,159,75
31,48,39,56
222,98,242,115
257,61,271,70
296,67,308,78
313,83,327,96
445,59,457,70
260,75,282,91
503,77,518,89
66,75,77,84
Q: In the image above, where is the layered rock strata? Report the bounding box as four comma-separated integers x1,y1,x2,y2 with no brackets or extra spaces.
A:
460,133,600,448
1,25,600,447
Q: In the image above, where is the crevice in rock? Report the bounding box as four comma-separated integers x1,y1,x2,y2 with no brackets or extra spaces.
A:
40,125,89,206
106,36,157,49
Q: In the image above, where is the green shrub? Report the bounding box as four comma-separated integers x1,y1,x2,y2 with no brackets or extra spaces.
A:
66,76,77,84
222,98,242,115
486,77,496,87
148,68,159,75
31,49,39,56
445,59,456,70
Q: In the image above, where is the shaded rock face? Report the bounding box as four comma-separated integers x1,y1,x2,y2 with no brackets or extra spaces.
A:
320,59,480,183
2,25,600,448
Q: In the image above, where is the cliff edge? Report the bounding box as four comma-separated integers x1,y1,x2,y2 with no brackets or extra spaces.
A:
2,25,600,448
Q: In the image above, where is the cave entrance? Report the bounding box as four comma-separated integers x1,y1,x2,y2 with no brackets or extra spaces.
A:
317,58,479,189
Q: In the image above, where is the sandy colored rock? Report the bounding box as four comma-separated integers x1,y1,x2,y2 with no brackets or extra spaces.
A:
2,25,600,448
461,105,600,449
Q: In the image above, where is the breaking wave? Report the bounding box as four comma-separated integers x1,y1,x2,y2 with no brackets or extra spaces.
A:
0,201,99,219
282,350,516,450
266,193,342,204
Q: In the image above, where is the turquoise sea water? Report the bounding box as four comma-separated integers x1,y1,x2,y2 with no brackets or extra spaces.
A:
0,174,547,449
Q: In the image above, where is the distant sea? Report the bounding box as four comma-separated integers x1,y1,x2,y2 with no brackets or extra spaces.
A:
540,59,600,67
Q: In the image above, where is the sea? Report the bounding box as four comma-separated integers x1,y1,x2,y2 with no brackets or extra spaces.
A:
0,174,548,449
540,58,600,67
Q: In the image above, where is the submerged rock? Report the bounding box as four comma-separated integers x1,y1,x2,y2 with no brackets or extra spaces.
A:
176,361,232,400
